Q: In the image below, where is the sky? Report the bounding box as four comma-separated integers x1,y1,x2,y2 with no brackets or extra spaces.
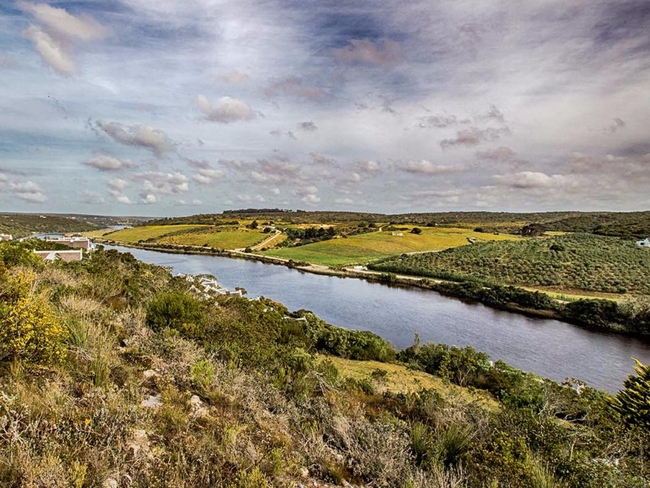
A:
1,0,649,216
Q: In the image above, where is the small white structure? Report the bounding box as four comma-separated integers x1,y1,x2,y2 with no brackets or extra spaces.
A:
0,234,12,241
636,238,650,248
391,232,403,237
33,249,83,262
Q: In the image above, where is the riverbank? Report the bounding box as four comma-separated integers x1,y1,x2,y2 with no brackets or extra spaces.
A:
94,238,650,339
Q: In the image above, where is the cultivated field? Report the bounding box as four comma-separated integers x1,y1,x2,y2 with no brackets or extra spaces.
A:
102,224,269,250
103,224,210,242
157,229,267,249
263,227,520,266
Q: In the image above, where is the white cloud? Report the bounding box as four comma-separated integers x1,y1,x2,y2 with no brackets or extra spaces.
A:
397,160,466,175
301,194,321,205
134,171,189,195
18,2,109,76
192,168,224,184
80,190,105,204
10,180,47,203
96,121,174,157
116,195,132,204
107,178,128,192
492,171,577,189
17,2,110,41
22,25,76,75
197,95,256,123
84,154,135,171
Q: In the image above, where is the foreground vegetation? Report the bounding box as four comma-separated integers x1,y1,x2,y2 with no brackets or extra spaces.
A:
0,239,649,487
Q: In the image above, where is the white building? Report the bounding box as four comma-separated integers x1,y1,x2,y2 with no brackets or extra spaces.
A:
636,237,650,248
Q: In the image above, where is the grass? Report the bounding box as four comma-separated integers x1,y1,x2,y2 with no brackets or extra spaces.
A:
158,229,266,249
101,224,267,250
263,227,520,266
104,224,210,243
319,355,497,408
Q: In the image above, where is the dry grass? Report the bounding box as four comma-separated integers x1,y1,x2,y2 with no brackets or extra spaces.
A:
319,355,497,409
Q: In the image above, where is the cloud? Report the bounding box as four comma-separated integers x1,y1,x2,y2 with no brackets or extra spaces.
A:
178,199,203,205
492,171,577,190
301,194,321,204
95,121,174,157
83,154,135,171
605,117,626,133
335,197,354,204
357,160,381,172
240,158,304,185
481,105,506,124
80,190,105,204
237,193,265,203
9,180,46,203
107,178,131,203
476,146,518,162
216,70,250,86
22,25,76,75
440,127,511,150
292,185,320,204
192,168,224,184
297,121,317,131
197,95,256,123
140,193,157,204
310,153,337,166
397,160,466,175
116,195,133,204
17,2,110,41
332,39,402,66
18,2,109,76
262,77,326,101
133,171,189,195
270,130,297,140
107,178,129,192
418,114,460,129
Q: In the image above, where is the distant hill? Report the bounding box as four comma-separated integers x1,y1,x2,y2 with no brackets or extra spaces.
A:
0,213,152,238
147,210,650,239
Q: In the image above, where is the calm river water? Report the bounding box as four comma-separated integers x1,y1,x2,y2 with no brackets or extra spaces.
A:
107,245,650,393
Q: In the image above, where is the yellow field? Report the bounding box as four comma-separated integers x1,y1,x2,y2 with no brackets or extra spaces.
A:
102,225,210,242
158,229,266,249
263,227,520,266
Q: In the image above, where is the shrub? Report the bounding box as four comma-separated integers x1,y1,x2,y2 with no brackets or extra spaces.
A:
146,291,206,336
0,269,67,364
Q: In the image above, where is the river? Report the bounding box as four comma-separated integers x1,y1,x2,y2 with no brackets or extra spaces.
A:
107,245,650,393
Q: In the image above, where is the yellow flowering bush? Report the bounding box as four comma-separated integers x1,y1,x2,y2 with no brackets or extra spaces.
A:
0,268,67,364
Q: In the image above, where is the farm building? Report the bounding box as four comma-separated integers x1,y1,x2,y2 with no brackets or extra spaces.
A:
33,250,83,262
0,234,12,241
637,237,650,247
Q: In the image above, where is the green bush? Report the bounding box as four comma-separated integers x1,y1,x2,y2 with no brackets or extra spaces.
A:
146,291,207,335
